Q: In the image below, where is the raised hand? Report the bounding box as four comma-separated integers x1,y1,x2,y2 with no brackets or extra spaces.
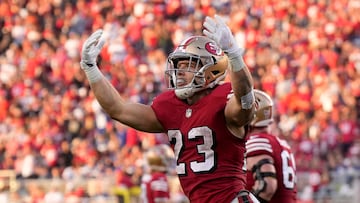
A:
80,29,105,83
203,15,243,58
80,29,105,69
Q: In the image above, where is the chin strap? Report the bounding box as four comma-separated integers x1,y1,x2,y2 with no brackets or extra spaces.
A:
174,85,197,99
175,76,226,100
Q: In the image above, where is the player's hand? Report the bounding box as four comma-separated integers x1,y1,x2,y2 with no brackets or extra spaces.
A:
80,29,105,70
203,15,243,57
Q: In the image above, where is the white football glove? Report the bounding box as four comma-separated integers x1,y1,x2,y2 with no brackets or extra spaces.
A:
80,29,105,83
203,15,243,59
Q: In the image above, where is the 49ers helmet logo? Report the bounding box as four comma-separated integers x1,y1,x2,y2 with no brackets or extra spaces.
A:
205,42,223,56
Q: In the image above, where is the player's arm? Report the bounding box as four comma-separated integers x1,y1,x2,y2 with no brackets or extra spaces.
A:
203,15,255,138
80,30,164,133
246,154,277,203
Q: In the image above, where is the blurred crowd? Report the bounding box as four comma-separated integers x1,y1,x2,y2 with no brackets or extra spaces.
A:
0,0,359,202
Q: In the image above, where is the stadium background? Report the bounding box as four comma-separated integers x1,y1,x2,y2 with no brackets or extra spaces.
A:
0,0,359,202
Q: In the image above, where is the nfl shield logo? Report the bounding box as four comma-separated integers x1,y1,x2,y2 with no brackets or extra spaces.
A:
186,109,192,118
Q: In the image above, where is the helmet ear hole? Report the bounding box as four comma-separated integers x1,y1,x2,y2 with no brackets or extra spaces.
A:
207,70,220,80
211,70,220,75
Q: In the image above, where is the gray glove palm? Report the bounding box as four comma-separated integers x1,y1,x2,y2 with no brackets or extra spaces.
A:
80,29,105,69
80,29,105,83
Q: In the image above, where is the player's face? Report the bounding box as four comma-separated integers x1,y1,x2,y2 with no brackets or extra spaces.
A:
175,60,198,87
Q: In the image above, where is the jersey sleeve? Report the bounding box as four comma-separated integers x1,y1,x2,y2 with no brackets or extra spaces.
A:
245,134,274,158
151,90,183,131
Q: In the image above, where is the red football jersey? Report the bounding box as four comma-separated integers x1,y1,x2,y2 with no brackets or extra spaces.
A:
151,83,247,203
140,172,170,203
245,132,297,203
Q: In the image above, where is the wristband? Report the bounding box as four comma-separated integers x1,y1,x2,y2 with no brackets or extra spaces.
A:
241,89,255,110
227,47,246,72
229,55,246,72
81,62,103,83
225,47,244,60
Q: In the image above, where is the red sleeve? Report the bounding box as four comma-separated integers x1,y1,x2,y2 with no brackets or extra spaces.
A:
151,90,188,131
246,133,274,158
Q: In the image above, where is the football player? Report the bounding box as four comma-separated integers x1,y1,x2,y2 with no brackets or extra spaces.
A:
246,90,297,203
141,146,171,203
80,15,258,202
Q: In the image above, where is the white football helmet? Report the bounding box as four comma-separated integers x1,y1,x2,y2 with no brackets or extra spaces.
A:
251,89,274,127
144,146,168,172
165,36,229,99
